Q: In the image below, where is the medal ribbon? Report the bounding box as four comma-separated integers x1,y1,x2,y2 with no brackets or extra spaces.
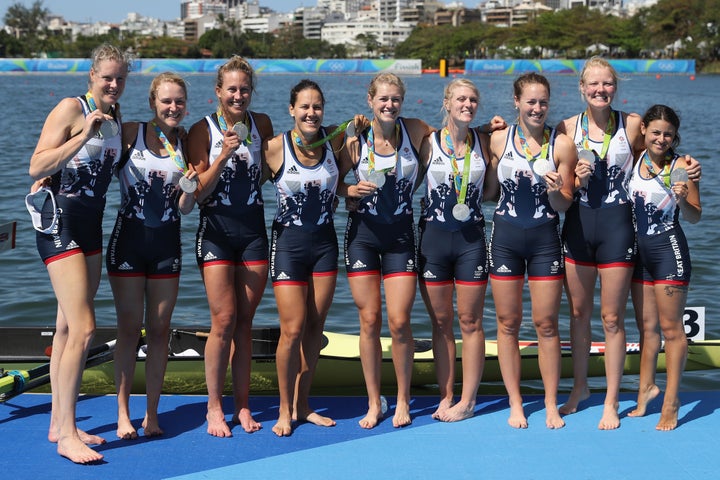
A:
517,125,550,163
367,121,400,176
217,108,252,145
292,118,353,150
443,128,472,204
642,152,672,188
581,110,615,160
151,121,186,173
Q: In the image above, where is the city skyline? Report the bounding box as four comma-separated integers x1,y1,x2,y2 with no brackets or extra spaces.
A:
2,0,466,25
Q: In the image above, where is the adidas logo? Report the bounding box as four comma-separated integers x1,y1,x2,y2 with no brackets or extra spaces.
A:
66,240,79,250
503,152,513,160
213,140,224,149
352,260,367,269
360,157,369,164
132,151,144,161
119,262,133,270
276,272,290,280
287,165,299,174
204,252,217,261
423,270,436,279
432,157,444,165
496,264,511,273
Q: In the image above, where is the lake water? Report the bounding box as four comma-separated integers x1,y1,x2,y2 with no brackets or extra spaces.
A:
0,70,717,391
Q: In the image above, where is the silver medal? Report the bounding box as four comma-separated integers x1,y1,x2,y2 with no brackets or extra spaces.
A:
232,122,249,141
578,149,595,164
368,171,386,189
345,122,357,138
670,167,688,184
533,159,552,178
452,203,471,222
179,176,198,194
99,119,119,138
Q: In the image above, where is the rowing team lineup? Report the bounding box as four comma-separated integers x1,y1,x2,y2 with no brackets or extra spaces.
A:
17,42,703,463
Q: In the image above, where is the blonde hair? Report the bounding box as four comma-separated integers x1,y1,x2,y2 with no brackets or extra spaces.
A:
149,72,187,103
216,55,256,92
579,56,619,92
442,78,479,125
367,73,406,99
88,43,133,88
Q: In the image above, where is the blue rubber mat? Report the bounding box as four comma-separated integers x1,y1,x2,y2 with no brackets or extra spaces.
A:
1,392,718,479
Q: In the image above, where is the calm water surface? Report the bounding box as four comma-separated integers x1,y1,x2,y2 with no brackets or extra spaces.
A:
1,71,718,391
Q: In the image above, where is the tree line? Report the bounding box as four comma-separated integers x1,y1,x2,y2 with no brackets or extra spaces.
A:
2,0,719,71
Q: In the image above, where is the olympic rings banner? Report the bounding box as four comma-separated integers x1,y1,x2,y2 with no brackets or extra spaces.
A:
0,58,694,75
464,59,696,75
0,58,423,75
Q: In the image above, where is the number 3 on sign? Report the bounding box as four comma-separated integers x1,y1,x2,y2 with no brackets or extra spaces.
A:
683,307,705,341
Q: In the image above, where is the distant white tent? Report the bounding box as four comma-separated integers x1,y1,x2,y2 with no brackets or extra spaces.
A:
586,43,610,54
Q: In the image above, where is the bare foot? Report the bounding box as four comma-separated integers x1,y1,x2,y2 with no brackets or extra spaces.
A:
116,417,138,440
358,406,384,429
272,414,293,437
559,386,590,415
393,400,412,428
57,435,104,464
598,403,620,430
545,406,565,429
656,399,681,431
232,408,262,433
302,411,336,427
142,414,164,437
439,401,475,422
431,398,454,420
627,384,660,417
508,402,528,429
49,427,105,445
206,408,232,437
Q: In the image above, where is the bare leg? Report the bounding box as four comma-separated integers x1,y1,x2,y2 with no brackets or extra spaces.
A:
559,262,595,415
529,279,565,429
492,277,527,429
110,275,145,440
272,283,308,437
655,283,688,431
628,282,661,417
384,275,416,428
419,281,456,421
141,277,178,437
201,265,237,438
294,274,337,428
435,283,486,422
229,263,267,433
47,253,105,463
596,266,631,430
350,274,385,429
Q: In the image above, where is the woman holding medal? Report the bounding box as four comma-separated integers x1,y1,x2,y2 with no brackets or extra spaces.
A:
339,73,432,429
107,72,196,440
628,105,701,430
555,57,642,428
28,43,130,463
186,56,274,437
263,79,357,436
417,79,503,422
487,73,576,429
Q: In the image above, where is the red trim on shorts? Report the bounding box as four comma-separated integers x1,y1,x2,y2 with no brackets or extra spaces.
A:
565,257,596,267
273,280,308,287
489,273,525,281
147,273,181,280
44,248,83,265
455,279,488,286
597,261,634,269
347,270,381,277
242,259,269,267
382,272,417,280
419,279,454,286
527,274,565,281
312,270,338,278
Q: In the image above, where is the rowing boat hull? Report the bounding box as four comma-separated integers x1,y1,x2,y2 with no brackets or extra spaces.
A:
2,327,720,396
